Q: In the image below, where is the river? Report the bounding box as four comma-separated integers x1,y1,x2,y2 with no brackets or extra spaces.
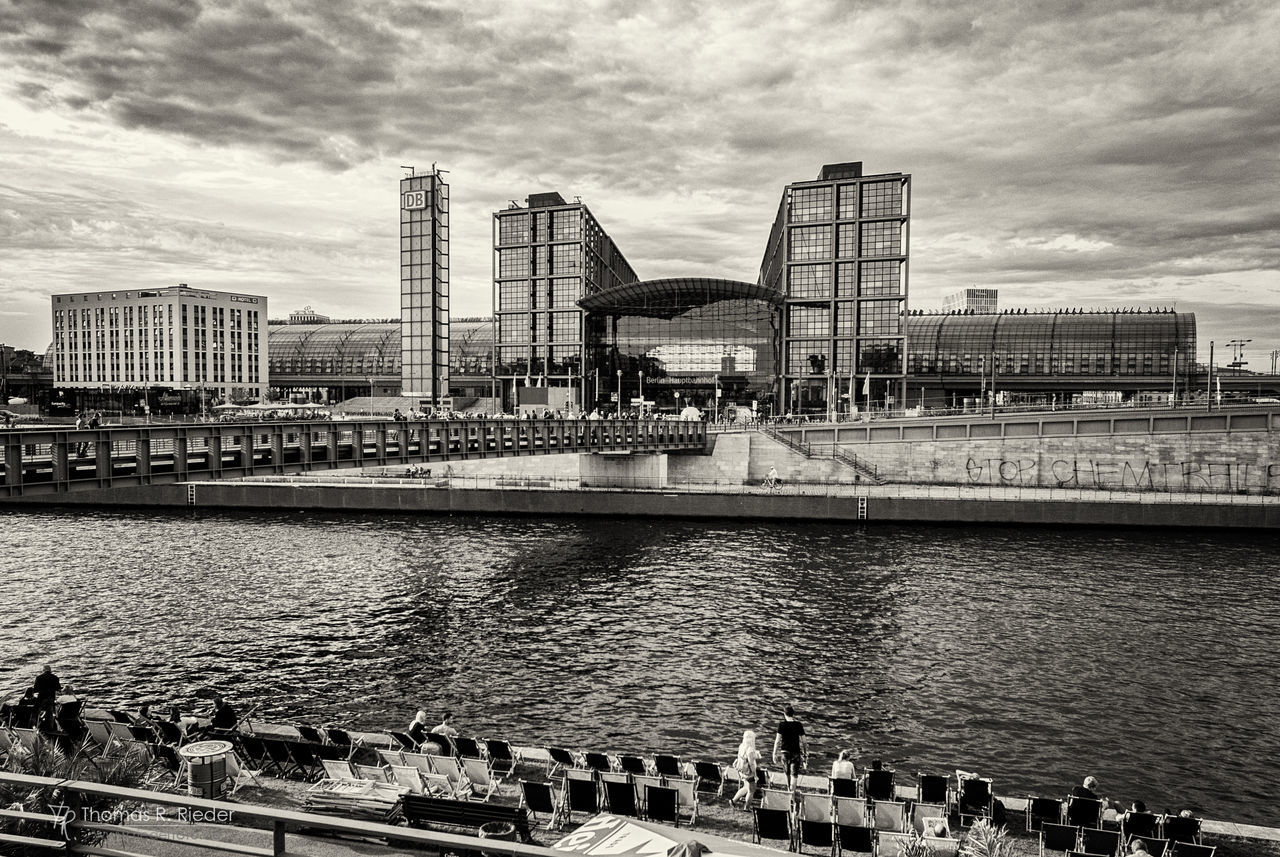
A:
2,507,1277,824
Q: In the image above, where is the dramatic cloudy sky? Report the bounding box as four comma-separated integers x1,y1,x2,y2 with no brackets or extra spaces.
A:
1,0,1278,363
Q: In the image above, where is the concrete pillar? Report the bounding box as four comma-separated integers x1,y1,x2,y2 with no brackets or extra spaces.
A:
52,441,68,485
270,431,284,473
3,440,21,488
173,437,188,479
136,438,151,480
94,436,112,485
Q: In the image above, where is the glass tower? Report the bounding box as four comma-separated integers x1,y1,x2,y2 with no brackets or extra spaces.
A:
400,168,449,402
760,162,911,415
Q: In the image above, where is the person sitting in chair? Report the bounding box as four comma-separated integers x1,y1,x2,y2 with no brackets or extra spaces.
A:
430,711,459,738
190,696,240,739
408,710,430,747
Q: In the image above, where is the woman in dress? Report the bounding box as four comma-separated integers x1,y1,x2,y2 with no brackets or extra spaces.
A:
728,729,761,810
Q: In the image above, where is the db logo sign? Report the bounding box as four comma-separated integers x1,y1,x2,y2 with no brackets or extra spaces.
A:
402,190,427,210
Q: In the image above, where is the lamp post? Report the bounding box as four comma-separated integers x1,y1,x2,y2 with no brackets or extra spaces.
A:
714,373,721,423
638,369,644,416
615,369,622,418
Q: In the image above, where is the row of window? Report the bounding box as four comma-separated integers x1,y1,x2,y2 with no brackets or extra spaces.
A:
496,210,584,246
496,245,583,278
786,301,903,337
493,345,583,376
788,260,902,299
497,312,581,344
497,279,582,311
789,221,903,261
907,352,1180,376
784,339,904,375
789,180,904,223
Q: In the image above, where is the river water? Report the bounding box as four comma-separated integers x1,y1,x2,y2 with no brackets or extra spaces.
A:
2,508,1277,824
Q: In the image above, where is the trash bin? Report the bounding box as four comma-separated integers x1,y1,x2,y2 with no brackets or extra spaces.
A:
479,821,517,857
179,740,233,799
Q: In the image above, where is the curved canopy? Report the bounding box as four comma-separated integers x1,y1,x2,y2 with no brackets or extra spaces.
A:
578,277,782,319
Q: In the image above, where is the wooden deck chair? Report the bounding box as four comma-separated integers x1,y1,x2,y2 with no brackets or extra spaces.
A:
145,743,187,790
912,806,948,836
424,732,455,756
917,774,949,806
103,721,134,753
873,801,909,832
261,738,301,778
325,727,359,758
1028,797,1065,831
831,777,859,798
377,748,406,767
1082,828,1122,857
634,774,665,813
618,754,648,776
1066,797,1103,828
322,759,357,780
583,750,612,774
1160,817,1202,845
386,730,417,751
1121,813,1161,841
225,751,262,795
864,769,895,802
1042,823,1082,856
565,769,601,823
519,779,564,830
236,736,272,773
427,754,467,797
798,792,835,854
753,806,793,848
484,738,519,776
653,753,682,778
761,787,795,812
1135,840,1170,857
956,775,994,825
645,783,680,827
295,724,325,745
355,764,391,783
604,777,641,817
924,836,961,857
692,761,724,795
287,741,324,780
461,756,502,801
402,751,433,776
390,765,427,794
767,769,793,790
153,719,185,746
454,736,483,759
84,720,113,750
1169,844,1213,857
839,823,876,855
546,746,578,776
670,776,700,827
876,831,916,857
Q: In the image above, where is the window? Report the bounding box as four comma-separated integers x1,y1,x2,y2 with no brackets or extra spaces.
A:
789,225,832,261
498,313,530,344
858,339,903,374
550,312,578,342
550,279,579,307
788,265,832,299
551,244,580,274
860,222,901,256
861,181,902,217
497,247,529,278
498,282,531,312
790,186,833,223
858,300,903,336
859,260,902,296
497,213,530,246
788,305,830,338
835,301,857,335
551,211,581,240
837,184,858,219
787,340,828,375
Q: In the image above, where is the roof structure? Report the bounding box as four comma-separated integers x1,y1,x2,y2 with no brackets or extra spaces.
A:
577,277,782,319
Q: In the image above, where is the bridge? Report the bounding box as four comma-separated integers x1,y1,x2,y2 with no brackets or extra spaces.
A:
0,418,708,498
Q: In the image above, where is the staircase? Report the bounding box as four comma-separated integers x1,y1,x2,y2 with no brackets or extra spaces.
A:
760,426,888,485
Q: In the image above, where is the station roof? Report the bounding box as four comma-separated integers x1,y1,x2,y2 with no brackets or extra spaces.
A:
577,277,782,319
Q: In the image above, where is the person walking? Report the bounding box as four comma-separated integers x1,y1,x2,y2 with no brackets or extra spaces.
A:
772,703,808,789
728,729,761,810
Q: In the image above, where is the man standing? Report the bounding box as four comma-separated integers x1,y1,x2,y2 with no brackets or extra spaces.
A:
33,665,62,730
772,703,808,789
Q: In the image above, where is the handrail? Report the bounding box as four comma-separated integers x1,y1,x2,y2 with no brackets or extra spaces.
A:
0,771,563,857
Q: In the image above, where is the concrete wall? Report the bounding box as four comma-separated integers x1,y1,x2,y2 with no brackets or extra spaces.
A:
579,452,668,488
844,431,1280,494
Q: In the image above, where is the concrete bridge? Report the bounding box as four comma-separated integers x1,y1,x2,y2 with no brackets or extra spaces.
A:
0,418,708,498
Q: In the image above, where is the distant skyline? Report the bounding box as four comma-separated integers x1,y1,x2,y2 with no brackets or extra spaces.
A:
2,1,1278,365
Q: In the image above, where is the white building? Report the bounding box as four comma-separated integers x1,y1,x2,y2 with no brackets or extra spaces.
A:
943,287,999,313
51,284,268,405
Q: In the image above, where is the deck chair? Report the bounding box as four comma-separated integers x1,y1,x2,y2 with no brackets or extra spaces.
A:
619,754,648,776
918,774,949,806
956,775,994,824
832,777,859,798
262,738,301,778
864,769,895,801
584,751,612,773
546,745,578,775
0,728,16,759
153,719,185,746
325,727,359,757
912,806,948,836
1161,817,1201,845
424,732,456,756
1028,797,1065,831
390,765,427,794
295,724,325,744
670,776,700,827
236,736,272,772
604,777,642,817
322,759,358,780
148,743,188,790
839,823,876,855
225,751,262,795
767,769,794,789
387,730,417,751
287,740,324,780
1042,823,1082,856
427,754,467,794
1121,813,1161,841
634,774,665,811
356,763,391,783
753,806,793,847
761,787,795,811
454,736,483,759
520,779,564,830
835,796,872,828
798,792,835,854
313,743,347,761
873,800,909,833
692,761,724,794
1066,797,1103,828
566,770,601,823
876,832,916,857
1135,840,1170,857
1082,827,1122,857
377,748,406,767
461,756,502,801
645,784,679,825
484,738,519,776
653,753,682,778
12,727,40,754
1169,844,1213,857
85,720,113,750
104,721,134,752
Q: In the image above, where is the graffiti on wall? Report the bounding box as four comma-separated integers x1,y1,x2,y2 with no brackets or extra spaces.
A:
965,457,1280,493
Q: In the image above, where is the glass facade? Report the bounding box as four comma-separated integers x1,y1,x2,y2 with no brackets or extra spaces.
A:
493,193,637,410
759,162,910,414
400,170,449,401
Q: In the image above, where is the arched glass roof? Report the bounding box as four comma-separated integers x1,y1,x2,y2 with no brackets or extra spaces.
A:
578,277,782,319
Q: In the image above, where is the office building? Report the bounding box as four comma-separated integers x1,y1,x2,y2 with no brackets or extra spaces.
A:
50,284,268,409
943,288,998,313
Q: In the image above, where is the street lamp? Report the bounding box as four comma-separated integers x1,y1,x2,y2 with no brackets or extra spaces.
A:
638,369,644,416
1226,338,1251,371
714,373,721,423
615,369,622,418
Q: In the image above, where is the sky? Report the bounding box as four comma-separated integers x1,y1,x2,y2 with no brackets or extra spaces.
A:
1,0,1278,366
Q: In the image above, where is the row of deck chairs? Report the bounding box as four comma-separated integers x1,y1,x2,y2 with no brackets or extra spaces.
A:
330,749,508,800
516,769,701,831
1040,822,1212,857
750,791,960,856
